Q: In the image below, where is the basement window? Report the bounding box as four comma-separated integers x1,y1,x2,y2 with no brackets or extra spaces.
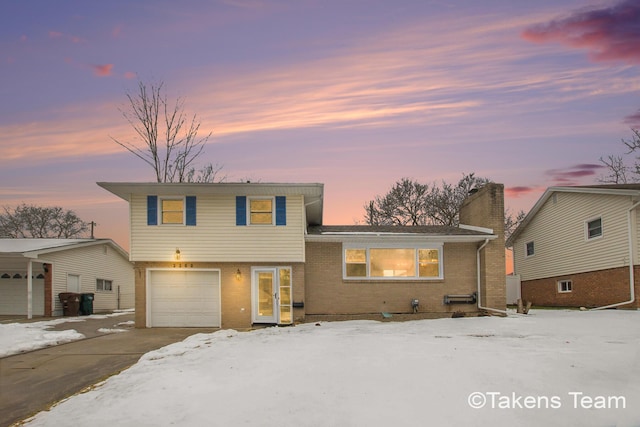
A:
558,279,572,293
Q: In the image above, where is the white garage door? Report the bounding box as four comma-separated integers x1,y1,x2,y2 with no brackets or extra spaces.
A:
0,279,45,316
148,270,220,327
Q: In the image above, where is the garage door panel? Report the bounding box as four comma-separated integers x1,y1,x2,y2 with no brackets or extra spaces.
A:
0,280,45,316
149,270,220,327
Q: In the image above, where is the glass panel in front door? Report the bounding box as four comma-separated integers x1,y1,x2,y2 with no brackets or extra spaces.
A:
258,272,274,318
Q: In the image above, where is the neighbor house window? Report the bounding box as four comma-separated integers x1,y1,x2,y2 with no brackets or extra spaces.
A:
558,279,572,293
161,198,184,224
97,278,113,292
250,198,273,225
525,241,534,257
344,245,442,280
586,217,602,240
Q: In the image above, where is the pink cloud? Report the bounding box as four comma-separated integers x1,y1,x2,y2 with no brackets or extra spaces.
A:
123,71,137,79
522,0,640,64
624,109,640,127
112,25,122,38
545,164,604,185
91,64,114,77
505,186,539,198
20,35,27,42
49,31,63,38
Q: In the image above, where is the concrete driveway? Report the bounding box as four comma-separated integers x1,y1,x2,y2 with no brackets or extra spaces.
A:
0,314,217,427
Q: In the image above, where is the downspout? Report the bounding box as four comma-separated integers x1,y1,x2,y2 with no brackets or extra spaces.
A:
591,200,640,310
476,238,509,316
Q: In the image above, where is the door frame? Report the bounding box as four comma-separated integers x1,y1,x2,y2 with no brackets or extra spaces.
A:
251,266,292,325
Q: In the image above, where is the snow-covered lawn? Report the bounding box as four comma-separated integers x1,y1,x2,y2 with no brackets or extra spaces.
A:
0,311,132,357
20,310,640,426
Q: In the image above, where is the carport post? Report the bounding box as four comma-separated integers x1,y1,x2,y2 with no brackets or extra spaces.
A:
27,260,33,319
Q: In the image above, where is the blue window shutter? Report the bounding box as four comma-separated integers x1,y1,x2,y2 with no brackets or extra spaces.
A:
275,196,286,226
185,196,196,226
147,196,158,226
236,196,247,226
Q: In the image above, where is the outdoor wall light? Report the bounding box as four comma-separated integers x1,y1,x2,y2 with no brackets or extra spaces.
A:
175,248,181,261
236,269,242,281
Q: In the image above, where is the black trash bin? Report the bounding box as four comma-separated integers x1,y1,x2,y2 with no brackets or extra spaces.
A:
80,293,95,315
59,292,81,316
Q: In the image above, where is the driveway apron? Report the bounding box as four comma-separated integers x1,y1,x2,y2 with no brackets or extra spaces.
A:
0,322,217,427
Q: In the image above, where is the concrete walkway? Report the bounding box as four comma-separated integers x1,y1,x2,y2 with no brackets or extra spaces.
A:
0,314,217,427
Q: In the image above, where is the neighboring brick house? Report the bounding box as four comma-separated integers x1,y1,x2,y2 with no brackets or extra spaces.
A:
506,185,640,309
98,181,506,329
0,239,134,317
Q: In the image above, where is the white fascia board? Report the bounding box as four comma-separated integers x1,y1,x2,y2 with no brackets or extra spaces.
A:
305,233,497,243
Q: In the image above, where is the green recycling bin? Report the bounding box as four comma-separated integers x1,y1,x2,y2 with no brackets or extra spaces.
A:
80,293,94,315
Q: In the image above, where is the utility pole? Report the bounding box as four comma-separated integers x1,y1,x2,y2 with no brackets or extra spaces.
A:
90,221,97,239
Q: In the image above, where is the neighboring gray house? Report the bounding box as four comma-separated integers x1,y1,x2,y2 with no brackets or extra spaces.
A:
506,185,640,309
0,239,134,317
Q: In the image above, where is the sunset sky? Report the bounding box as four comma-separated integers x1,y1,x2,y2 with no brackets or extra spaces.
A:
2,0,640,250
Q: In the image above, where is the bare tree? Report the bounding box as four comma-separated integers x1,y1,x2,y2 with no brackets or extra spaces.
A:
599,129,640,184
504,207,526,243
112,81,221,183
364,173,490,227
0,204,89,238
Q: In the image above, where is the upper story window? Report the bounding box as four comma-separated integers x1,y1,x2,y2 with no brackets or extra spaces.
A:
161,198,184,224
525,241,534,257
147,195,196,226
250,198,274,225
344,245,443,280
586,217,602,240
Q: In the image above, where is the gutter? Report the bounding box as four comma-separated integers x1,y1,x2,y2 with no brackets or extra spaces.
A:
476,238,509,316
591,200,640,310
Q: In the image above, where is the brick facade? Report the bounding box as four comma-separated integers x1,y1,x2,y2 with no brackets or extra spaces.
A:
521,266,640,309
304,241,481,319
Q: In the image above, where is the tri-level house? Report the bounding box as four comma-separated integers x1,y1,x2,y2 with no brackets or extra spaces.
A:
98,181,507,329
507,185,640,309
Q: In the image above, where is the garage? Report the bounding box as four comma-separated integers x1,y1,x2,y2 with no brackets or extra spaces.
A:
0,277,45,316
148,269,220,327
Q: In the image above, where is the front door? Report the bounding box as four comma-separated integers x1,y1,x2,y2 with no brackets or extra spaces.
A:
252,267,292,324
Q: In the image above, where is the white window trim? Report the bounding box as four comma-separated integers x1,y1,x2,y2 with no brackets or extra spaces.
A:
159,197,186,225
342,243,444,281
557,279,572,293
585,216,603,241
247,196,275,226
525,241,535,258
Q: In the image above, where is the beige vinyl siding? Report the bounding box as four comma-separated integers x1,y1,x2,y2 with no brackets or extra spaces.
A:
130,194,305,262
43,244,134,315
513,192,633,281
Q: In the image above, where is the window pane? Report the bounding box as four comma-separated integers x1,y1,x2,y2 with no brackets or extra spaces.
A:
162,199,183,224
370,248,415,277
418,249,440,277
588,218,602,238
250,199,273,224
250,212,273,224
345,249,366,277
526,242,534,256
251,199,272,213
